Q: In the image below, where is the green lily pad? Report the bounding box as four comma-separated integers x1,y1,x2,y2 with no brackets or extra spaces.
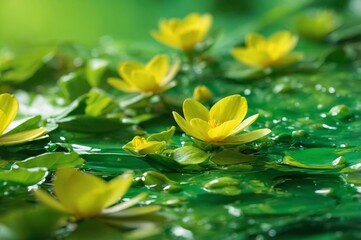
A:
14,152,84,170
0,168,48,185
281,148,346,169
171,146,210,165
210,150,256,165
203,177,241,196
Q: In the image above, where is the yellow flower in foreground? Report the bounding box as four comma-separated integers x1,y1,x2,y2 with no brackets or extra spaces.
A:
35,168,155,219
124,136,165,155
0,93,46,146
151,13,212,51
108,54,179,94
193,85,213,102
231,31,303,68
173,95,271,145
294,10,339,41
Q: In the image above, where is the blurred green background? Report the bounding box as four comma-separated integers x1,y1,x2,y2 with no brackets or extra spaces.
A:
0,0,358,49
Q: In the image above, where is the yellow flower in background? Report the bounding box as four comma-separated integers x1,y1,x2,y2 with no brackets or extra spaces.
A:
124,136,165,155
173,95,271,145
35,168,157,219
193,85,213,102
294,10,339,41
152,13,212,51
0,93,46,146
108,54,179,94
231,31,303,68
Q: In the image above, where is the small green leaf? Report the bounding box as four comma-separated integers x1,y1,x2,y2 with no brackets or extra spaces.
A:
85,89,117,117
2,116,42,137
0,207,65,240
141,171,182,193
281,148,346,169
211,150,256,166
57,115,125,133
171,146,209,165
0,168,47,185
58,72,91,102
147,126,176,142
0,48,55,83
14,152,84,170
86,59,108,87
203,177,241,196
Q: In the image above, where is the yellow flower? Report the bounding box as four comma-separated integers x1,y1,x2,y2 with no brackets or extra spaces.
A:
0,93,46,146
173,95,271,145
124,136,165,155
108,54,179,94
294,10,339,41
151,13,212,51
35,168,155,219
231,31,303,68
193,85,213,102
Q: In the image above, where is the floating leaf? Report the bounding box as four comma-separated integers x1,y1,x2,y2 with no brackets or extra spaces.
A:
57,115,125,133
281,148,346,169
86,59,109,87
171,146,209,165
58,72,91,102
0,48,55,83
85,89,117,117
203,177,241,196
0,207,65,240
0,168,47,185
2,116,43,137
210,150,256,165
141,171,182,193
14,152,84,170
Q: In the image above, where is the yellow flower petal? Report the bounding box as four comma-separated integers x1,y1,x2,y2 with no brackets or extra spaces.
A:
152,13,212,51
103,172,134,208
120,62,144,84
210,95,247,123
231,48,270,67
273,53,304,66
246,33,266,48
146,55,169,83
189,118,211,141
208,120,239,141
34,189,69,214
183,98,209,122
179,29,202,50
131,70,159,93
105,205,161,218
232,31,301,68
137,141,166,155
193,85,213,102
161,59,180,85
75,188,109,217
172,112,195,136
151,31,181,49
0,94,18,135
54,168,107,215
269,31,298,56
199,14,212,37
102,193,147,215
0,128,47,146
230,114,259,135
107,78,139,93
225,128,271,145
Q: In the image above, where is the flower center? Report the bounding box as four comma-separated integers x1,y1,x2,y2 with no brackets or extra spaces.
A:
133,137,147,149
208,119,221,128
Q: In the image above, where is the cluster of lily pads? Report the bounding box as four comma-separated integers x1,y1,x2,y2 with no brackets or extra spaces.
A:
0,9,350,238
